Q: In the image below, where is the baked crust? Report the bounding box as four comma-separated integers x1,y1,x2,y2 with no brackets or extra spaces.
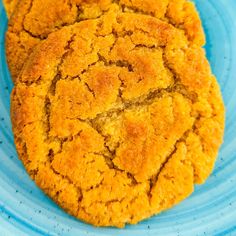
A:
6,0,205,81
10,1,225,228
3,0,18,17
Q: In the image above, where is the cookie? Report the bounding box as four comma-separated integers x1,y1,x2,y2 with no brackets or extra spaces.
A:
6,0,205,81
11,4,225,227
3,0,18,17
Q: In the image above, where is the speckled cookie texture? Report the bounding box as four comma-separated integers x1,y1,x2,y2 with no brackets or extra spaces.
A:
3,0,18,17
6,0,205,81
10,0,225,228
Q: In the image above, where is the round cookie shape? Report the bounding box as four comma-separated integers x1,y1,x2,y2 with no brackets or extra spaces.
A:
6,0,205,81
11,7,225,227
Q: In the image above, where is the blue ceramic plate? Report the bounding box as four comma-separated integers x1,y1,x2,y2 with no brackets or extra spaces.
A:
0,0,236,235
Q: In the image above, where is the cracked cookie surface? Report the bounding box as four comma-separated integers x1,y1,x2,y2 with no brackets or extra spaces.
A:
11,2,225,228
6,0,205,81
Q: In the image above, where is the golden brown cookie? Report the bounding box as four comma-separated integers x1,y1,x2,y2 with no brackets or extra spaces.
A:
6,0,205,81
3,0,18,17
11,4,225,227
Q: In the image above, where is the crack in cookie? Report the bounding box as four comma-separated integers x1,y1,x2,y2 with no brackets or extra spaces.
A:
7,0,205,81
10,1,225,228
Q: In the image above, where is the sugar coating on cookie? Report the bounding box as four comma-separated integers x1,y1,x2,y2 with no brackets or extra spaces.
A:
11,2,224,228
6,0,205,81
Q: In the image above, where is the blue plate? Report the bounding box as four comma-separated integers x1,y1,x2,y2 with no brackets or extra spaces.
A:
0,0,236,235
